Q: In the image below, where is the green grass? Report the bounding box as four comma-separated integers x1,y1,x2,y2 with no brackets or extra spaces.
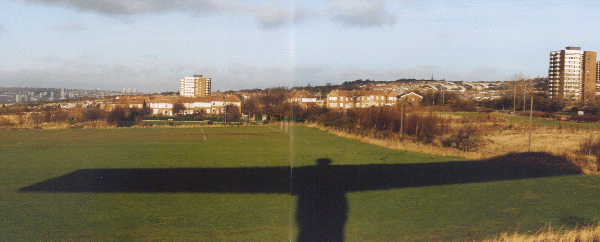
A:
441,112,481,118
498,114,600,128
1,126,599,241
445,112,600,128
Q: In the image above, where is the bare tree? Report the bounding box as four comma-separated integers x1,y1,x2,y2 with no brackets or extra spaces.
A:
241,98,259,123
260,91,287,120
226,104,241,122
172,102,186,116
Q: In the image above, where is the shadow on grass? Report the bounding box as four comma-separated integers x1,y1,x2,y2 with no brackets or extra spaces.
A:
560,211,599,227
19,152,582,242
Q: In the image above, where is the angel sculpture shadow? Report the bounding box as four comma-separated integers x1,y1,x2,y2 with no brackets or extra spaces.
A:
19,153,581,242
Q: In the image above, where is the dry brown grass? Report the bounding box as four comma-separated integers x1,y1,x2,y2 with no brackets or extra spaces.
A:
305,114,600,174
0,115,25,129
305,122,483,160
481,126,599,173
0,116,15,127
482,224,600,242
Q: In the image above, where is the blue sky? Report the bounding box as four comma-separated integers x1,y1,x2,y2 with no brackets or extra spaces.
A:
1,0,599,93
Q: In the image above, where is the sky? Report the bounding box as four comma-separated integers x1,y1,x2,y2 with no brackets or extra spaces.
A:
1,0,600,93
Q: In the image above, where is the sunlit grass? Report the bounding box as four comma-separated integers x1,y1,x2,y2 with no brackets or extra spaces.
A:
1,126,599,241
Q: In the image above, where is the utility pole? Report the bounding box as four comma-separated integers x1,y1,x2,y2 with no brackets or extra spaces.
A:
513,81,516,113
529,97,533,152
523,83,526,113
400,103,404,137
442,84,444,105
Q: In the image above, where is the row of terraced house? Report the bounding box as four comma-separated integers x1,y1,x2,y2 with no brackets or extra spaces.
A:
106,95,241,116
326,90,422,109
278,89,423,110
106,90,422,117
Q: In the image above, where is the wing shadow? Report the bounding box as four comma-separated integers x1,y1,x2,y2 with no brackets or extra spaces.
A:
18,152,582,242
19,152,581,194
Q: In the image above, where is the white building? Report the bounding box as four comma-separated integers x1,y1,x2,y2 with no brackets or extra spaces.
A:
149,95,240,116
179,75,211,97
548,47,597,103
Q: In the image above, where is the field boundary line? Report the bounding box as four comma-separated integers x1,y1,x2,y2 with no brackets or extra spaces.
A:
1,142,209,147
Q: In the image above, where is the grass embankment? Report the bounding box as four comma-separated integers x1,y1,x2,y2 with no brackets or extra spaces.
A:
484,225,600,242
1,126,600,241
312,112,600,173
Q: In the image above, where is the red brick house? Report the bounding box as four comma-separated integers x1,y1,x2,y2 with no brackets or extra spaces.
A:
326,90,398,109
398,92,423,107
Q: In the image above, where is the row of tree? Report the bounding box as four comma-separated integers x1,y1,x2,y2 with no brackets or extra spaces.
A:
412,89,569,114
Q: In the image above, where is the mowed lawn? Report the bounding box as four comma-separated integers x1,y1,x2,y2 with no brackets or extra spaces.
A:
1,125,599,241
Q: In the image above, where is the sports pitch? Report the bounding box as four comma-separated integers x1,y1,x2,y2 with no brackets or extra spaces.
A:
1,125,599,241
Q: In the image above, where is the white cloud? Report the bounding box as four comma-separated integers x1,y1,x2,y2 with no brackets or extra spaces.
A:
329,0,396,27
24,0,296,29
253,4,291,29
23,0,397,29
25,0,178,15
51,22,87,31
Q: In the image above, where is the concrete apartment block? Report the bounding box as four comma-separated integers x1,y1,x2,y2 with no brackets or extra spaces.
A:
179,75,211,97
548,47,598,104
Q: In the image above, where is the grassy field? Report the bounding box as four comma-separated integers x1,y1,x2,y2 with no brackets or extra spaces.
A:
444,111,600,128
1,125,599,241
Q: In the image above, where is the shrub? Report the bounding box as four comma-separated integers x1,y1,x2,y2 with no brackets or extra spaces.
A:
44,109,69,123
441,124,483,152
82,107,106,122
65,117,77,125
316,111,346,128
403,112,451,143
0,116,14,127
579,134,600,159
471,113,505,123
315,107,452,143
303,106,329,123
28,112,43,126
127,107,145,123
106,107,127,125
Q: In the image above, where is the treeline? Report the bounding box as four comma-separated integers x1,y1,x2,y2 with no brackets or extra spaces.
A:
413,90,570,113
310,106,485,152
314,107,451,141
0,104,154,128
241,89,328,122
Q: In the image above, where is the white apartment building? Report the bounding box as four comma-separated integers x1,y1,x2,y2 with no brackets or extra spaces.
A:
179,75,211,97
597,61,600,97
548,47,597,103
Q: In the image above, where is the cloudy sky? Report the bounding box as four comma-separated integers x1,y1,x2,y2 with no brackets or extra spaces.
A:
1,0,599,93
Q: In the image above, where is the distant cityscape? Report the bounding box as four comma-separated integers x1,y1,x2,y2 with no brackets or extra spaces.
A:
0,87,139,105
4,46,600,110
0,78,548,106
